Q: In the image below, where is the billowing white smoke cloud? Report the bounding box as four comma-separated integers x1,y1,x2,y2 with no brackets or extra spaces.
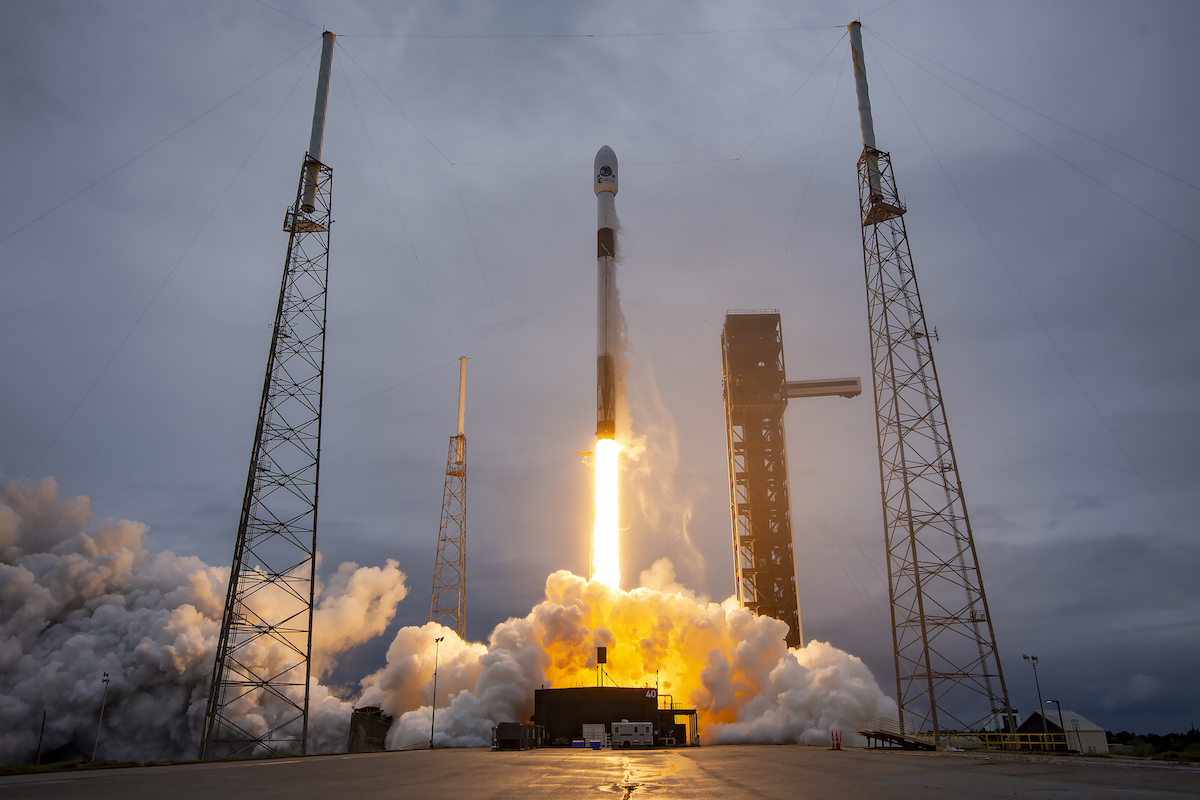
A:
2,478,896,762
359,561,896,748
0,478,407,766
703,641,895,745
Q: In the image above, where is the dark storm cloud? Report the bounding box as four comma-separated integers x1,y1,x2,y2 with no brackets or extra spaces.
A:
1,0,1196,736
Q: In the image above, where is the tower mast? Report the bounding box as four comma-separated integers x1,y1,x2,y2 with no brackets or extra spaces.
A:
848,21,1015,742
200,31,336,759
431,357,468,638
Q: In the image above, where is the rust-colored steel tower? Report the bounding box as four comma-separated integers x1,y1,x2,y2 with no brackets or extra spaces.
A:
721,312,861,648
848,21,1014,742
430,357,468,638
722,312,800,647
200,32,336,759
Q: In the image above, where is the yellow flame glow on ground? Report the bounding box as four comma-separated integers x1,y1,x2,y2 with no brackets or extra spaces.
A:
591,437,621,590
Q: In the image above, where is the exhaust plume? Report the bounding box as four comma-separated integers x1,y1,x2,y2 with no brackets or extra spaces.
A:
359,562,895,748
2,480,896,760
0,478,407,765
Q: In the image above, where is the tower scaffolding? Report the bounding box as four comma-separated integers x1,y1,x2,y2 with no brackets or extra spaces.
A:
431,357,468,638
200,32,336,759
721,312,861,649
848,21,1014,743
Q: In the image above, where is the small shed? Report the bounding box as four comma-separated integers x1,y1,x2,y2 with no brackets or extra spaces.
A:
348,706,393,753
1018,710,1109,754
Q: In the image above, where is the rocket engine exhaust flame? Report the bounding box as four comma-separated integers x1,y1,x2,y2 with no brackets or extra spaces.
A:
591,437,621,590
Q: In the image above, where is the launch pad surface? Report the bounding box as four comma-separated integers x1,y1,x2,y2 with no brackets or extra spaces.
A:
2,746,1197,799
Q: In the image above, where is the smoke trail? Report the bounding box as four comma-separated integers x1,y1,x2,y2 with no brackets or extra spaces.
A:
622,356,706,587
0,478,407,765
603,208,704,586
359,562,895,748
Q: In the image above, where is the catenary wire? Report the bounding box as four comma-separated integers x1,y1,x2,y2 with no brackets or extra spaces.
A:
768,44,849,294
450,164,502,325
867,27,1200,195
336,43,501,324
960,422,1200,494
334,43,453,164
449,159,736,167
862,0,903,18
335,48,461,351
338,24,847,40
249,0,321,30
868,32,1200,251
702,160,740,323
0,38,319,252
865,40,1200,565
702,29,846,320
18,45,323,488
791,477,890,637
738,30,847,160
325,363,455,452
28,358,464,533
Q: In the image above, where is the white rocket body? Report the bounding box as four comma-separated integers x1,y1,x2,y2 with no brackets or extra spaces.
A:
302,31,336,213
594,145,618,440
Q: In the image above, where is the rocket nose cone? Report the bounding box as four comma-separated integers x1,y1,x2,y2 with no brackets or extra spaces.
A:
594,145,618,195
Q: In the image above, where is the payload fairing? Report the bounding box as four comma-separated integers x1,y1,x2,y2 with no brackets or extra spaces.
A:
594,145,619,439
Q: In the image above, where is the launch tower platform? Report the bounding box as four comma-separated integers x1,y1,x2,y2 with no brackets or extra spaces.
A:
721,312,802,648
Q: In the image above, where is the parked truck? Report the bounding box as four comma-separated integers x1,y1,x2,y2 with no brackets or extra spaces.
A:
611,721,654,749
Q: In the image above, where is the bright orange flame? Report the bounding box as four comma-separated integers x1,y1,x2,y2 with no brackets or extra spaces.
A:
591,437,620,590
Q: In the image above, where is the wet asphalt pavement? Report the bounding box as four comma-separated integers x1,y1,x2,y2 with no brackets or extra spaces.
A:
2,745,1198,799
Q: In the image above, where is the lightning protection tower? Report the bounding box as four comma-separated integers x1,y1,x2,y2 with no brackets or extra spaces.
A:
847,22,1014,743
200,31,336,759
430,357,468,638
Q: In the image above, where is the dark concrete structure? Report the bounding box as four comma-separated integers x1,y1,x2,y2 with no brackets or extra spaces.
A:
348,707,392,753
491,723,546,751
656,708,699,746
531,687,661,746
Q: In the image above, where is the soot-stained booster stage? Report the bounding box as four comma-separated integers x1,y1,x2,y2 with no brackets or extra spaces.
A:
594,145,619,441
591,145,622,592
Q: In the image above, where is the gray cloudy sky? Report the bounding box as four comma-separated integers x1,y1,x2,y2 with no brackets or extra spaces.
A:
2,0,1197,735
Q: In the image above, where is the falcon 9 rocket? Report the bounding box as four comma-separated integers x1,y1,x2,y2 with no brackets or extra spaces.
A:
594,145,619,440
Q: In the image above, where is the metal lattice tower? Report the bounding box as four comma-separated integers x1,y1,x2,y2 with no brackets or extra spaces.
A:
430,357,467,638
849,22,1014,741
200,33,335,759
721,312,801,648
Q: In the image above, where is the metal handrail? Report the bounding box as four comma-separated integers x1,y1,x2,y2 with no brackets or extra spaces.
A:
858,717,1078,751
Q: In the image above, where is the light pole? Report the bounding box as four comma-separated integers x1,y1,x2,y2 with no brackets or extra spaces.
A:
36,711,46,765
429,637,444,749
91,672,110,762
1023,655,1048,747
1047,700,1068,751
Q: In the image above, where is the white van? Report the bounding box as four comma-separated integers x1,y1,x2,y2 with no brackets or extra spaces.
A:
611,721,654,748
